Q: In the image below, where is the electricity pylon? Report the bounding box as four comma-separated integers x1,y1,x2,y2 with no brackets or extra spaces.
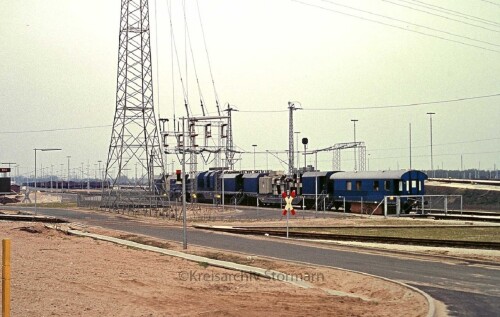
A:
103,0,164,208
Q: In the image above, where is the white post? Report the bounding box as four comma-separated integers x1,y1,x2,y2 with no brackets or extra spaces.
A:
384,196,388,217
396,197,401,217
286,208,289,239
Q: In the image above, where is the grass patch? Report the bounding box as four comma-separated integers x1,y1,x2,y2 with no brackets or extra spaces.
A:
292,227,500,242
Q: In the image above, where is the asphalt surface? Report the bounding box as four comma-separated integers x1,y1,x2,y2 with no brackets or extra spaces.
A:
3,206,500,317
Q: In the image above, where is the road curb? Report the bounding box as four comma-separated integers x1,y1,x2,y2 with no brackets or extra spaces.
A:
48,225,437,316
53,227,312,289
195,224,437,317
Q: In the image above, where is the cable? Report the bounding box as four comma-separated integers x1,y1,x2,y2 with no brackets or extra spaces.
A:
0,125,112,134
316,0,500,47
406,0,500,27
289,0,500,54
183,5,207,116
381,0,500,33
153,0,162,119
307,93,500,111
368,137,500,152
238,92,500,113
479,0,500,7
166,0,192,117
196,0,222,116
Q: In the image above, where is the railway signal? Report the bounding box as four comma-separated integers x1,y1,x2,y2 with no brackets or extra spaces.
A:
282,190,297,239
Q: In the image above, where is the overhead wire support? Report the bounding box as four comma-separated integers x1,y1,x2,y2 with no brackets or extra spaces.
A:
288,101,302,176
223,104,238,170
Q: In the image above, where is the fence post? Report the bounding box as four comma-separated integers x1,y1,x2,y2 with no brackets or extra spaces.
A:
396,197,401,217
444,196,448,215
460,196,463,215
384,196,387,217
2,239,11,317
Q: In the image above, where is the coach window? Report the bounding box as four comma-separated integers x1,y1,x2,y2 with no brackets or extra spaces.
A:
398,181,403,192
412,180,417,188
373,181,379,191
406,181,410,192
356,181,362,191
346,181,352,191
384,180,390,191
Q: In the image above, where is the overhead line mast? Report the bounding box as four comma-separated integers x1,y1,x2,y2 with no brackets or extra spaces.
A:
288,102,301,176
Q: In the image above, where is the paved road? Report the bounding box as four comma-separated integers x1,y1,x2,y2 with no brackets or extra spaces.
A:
4,206,500,317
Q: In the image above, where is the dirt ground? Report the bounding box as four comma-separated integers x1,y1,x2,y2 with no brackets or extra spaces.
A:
0,221,430,317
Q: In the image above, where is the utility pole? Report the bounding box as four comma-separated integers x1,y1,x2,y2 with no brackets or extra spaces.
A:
252,145,257,170
427,112,435,178
409,123,412,170
66,156,71,191
224,104,238,170
351,119,358,171
288,102,301,177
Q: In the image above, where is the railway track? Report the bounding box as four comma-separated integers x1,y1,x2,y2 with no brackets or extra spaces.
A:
194,225,500,250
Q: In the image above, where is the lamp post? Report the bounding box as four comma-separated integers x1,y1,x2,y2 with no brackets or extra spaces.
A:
98,160,103,190
252,145,257,170
59,163,63,191
66,156,71,191
427,112,435,178
351,119,358,171
34,148,61,215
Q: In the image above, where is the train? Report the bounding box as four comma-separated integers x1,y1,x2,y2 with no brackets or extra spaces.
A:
165,169,428,215
22,180,109,190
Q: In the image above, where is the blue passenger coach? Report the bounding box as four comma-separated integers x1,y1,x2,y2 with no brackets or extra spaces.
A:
330,170,428,213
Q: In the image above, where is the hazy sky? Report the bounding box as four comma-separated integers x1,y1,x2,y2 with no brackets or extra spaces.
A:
1,0,499,178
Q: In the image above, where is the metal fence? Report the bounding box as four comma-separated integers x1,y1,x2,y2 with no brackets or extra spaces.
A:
383,195,463,217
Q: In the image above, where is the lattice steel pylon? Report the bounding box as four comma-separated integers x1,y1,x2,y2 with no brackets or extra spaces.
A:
102,0,165,208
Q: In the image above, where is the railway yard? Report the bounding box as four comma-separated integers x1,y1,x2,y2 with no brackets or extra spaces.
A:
1,179,500,317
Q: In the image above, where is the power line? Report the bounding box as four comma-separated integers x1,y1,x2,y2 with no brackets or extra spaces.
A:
314,0,500,47
306,93,500,111
479,0,500,8
406,0,500,27
368,137,500,152
239,92,500,113
289,0,500,54
0,124,111,134
381,0,500,33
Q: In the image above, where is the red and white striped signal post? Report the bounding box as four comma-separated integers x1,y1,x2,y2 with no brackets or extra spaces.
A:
282,190,297,238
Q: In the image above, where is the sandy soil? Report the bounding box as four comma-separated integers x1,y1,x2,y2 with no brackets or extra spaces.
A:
0,221,430,317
